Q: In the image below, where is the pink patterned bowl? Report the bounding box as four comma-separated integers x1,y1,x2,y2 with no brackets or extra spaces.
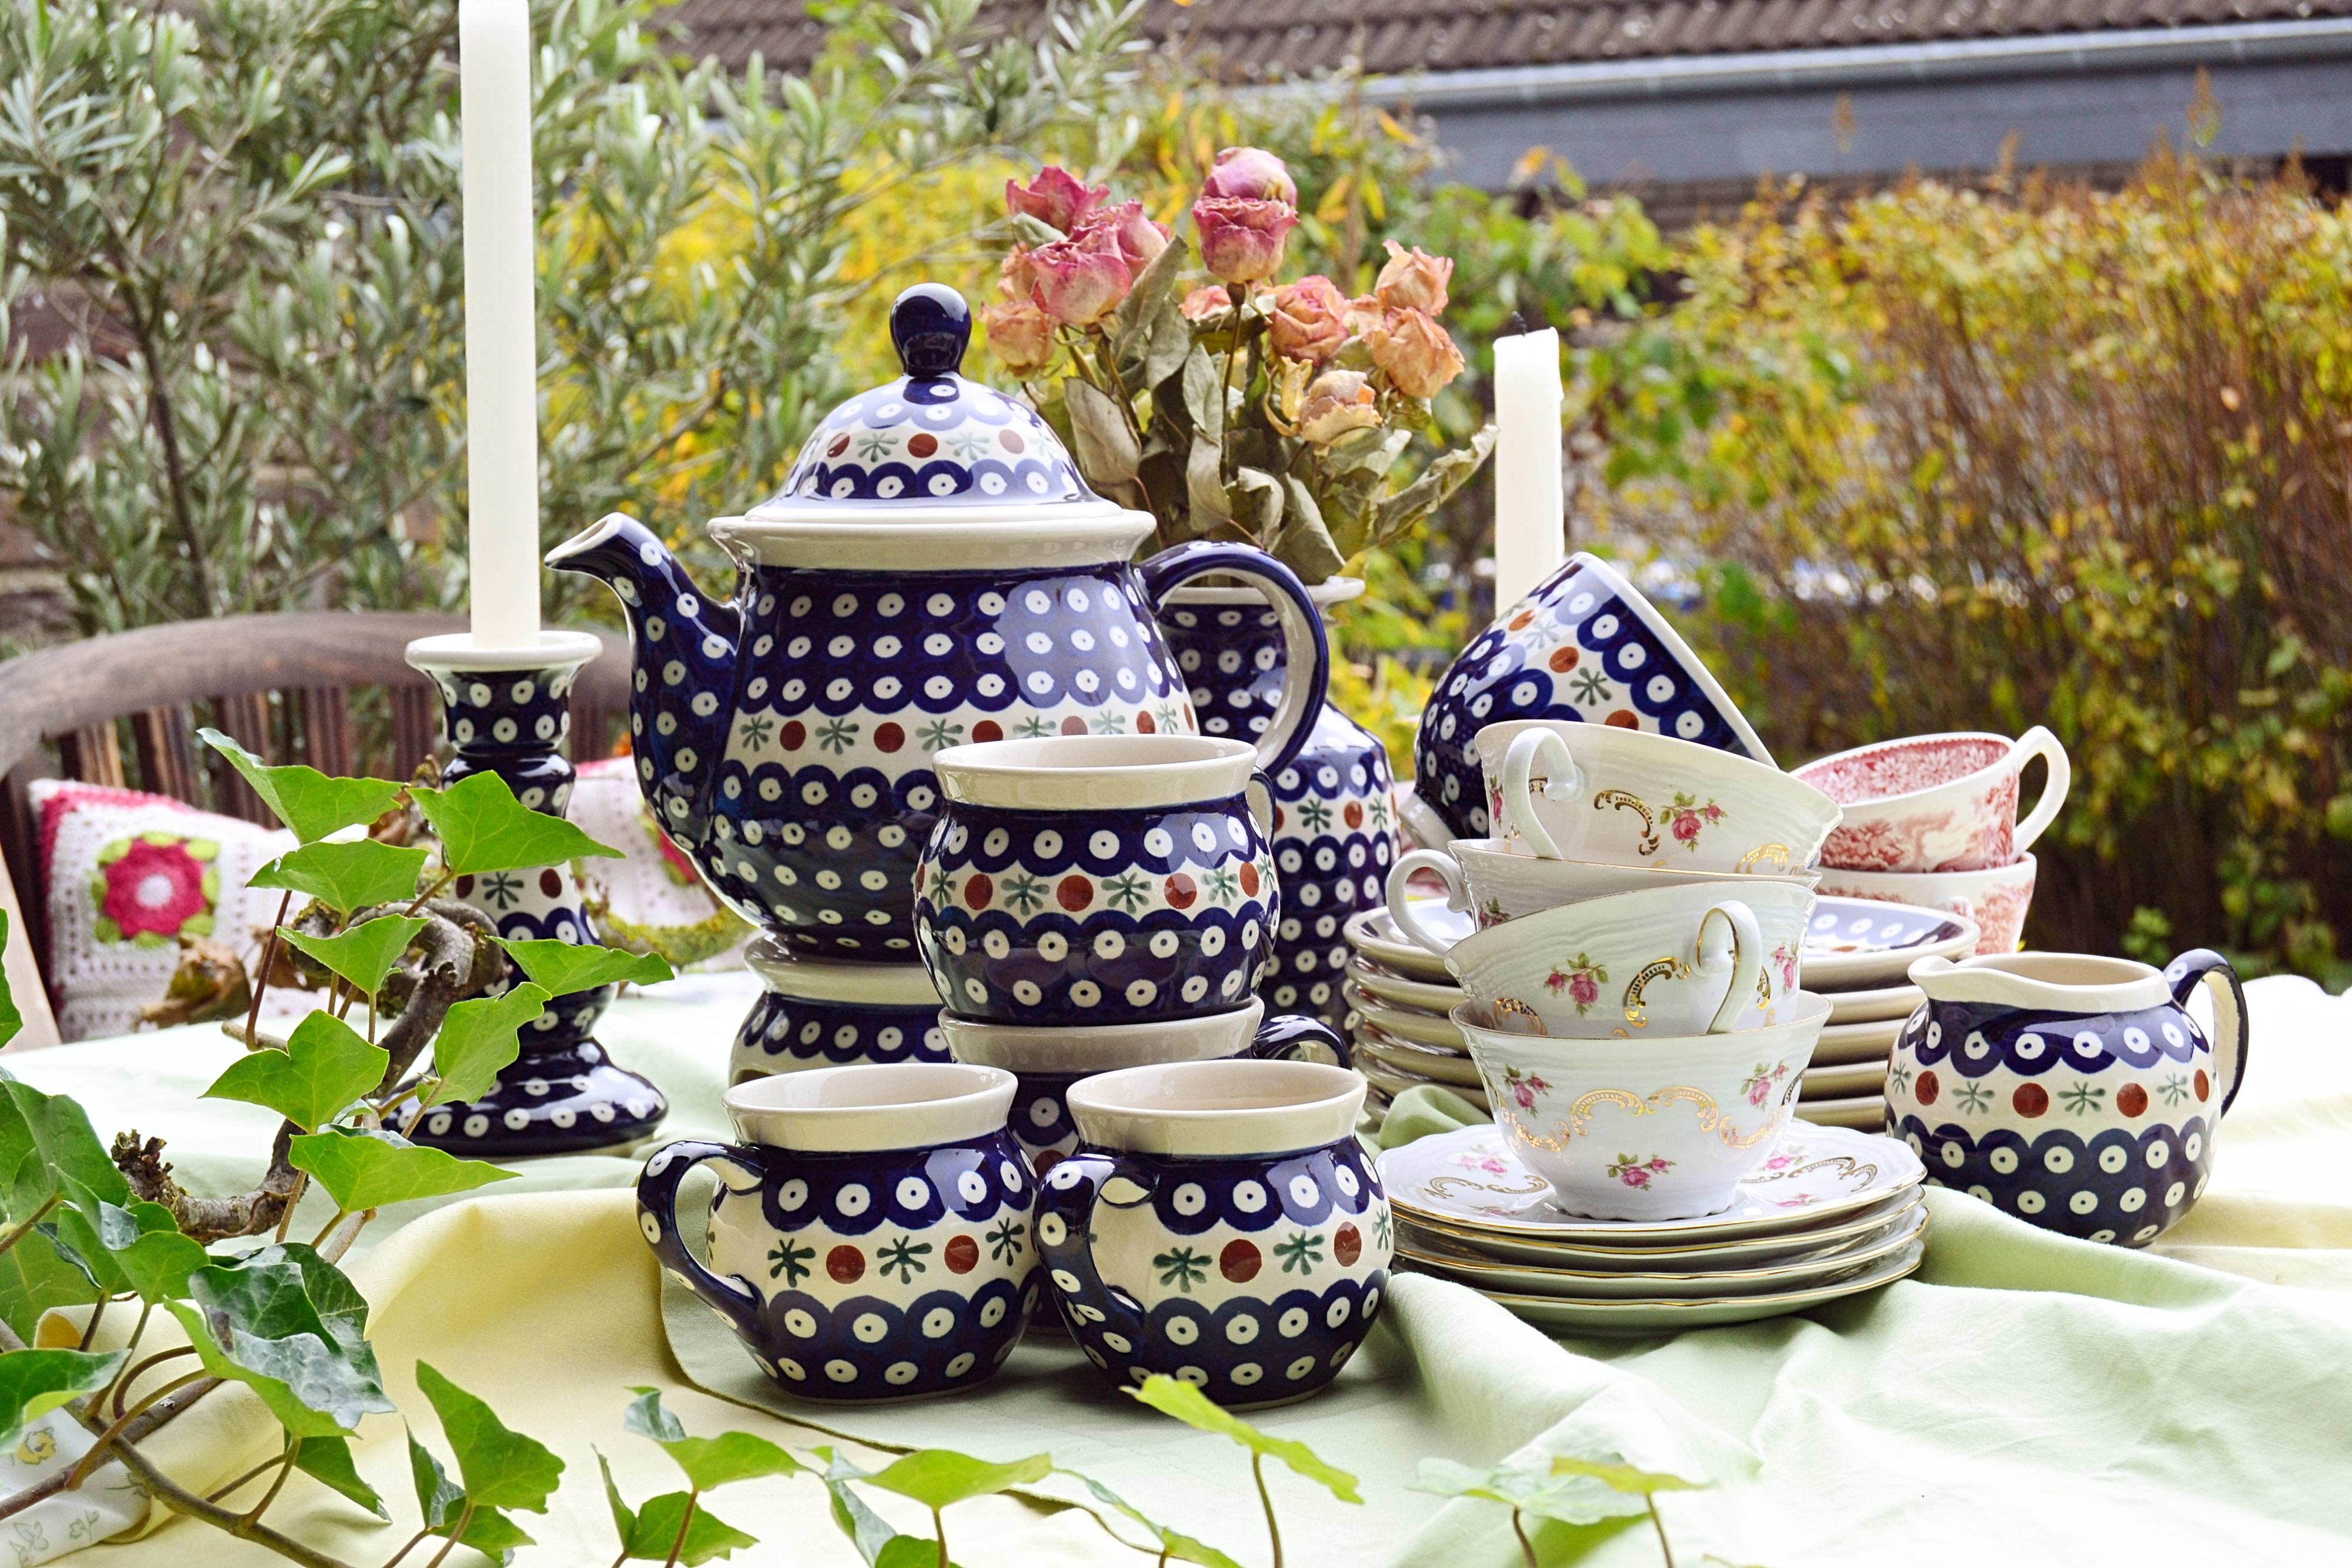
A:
1796,728,2069,874
1815,854,2037,955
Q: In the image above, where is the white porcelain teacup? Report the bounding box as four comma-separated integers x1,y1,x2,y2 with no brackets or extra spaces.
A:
1442,878,1816,1038
1797,728,2069,874
1386,837,1819,956
1455,992,1830,1220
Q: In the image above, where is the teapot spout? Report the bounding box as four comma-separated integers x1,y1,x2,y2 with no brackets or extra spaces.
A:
546,512,738,848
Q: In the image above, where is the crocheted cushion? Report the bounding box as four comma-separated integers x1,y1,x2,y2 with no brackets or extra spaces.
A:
32,780,295,1042
569,757,749,970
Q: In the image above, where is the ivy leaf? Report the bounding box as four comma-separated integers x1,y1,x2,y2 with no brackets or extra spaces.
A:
280,915,429,1001
249,840,430,917
1128,1375,1362,1503
0,1348,125,1452
199,729,404,844
872,1537,941,1568
419,985,551,1110
416,1360,564,1512
862,1449,1052,1512
0,1081,131,1216
600,1452,759,1566
817,1447,910,1567
1064,1471,1243,1568
296,1433,392,1520
204,1010,389,1132
163,1245,395,1437
289,1128,514,1213
0,912,20,1051
42,1198,205,1305
623,1388,803,1492
495,938,672,997
411,1429,534,1563
412,771,623,877
1409,1457,1649,1527
0,1223,102,1340
1548,1454,1709,1496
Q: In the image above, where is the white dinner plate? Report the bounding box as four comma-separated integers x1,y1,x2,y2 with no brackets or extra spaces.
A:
1399,1202,1926,1300
1345,958,1466,1015
1824,982,1925,1024
1354,1026,1484,1088
1801,1059,1890,1099
1345,984,1467,1050
1793,1095,1890,1131
1379,1121,1923,1246
1357,1050,1490,1111
1798,898,1979,989
1479,1236,1927,1335
1810,1015,1906,1066
1395,1188,1922,1271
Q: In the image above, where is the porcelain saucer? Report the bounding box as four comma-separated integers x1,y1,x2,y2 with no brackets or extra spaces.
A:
1792,1095,1889,1131
1478,1235,1926,1335
1344,901,1468,982
1356,1050,1491,1111
1824,982,1925,1024
1799,899,1979,989
1344,983,1465,1049
1345,957,1464,1015
1353,1025,1484,1088
1802,1059,1892,1099
1395,1188,1920,1271
1810,1015,1906,1065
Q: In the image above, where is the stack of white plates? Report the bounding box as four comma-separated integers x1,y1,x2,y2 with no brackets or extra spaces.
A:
1377,1121,1929,1333
1341,894,1977,1129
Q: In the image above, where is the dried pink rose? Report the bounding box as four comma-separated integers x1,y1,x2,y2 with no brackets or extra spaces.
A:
1194,196,1298,285
1028,225,1132,327
1075,200,1171,272
1297,369,1381,445
1367,306,1465,399
1267,275,1349,364
1179,285,1234,323
981,300,1057,376
998,245,1038,302
1373,239,1454,316
1005,166,1108,233
1200,146,1298,206
1342,293,1384,336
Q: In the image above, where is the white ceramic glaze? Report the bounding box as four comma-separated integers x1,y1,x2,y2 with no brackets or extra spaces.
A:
1387,836,1818,956
940,998,1272,1074
722,1062,1016,1153
743,938,947,1005
1479,721,1839,871
1479,1236,1925,1334
1799,727,2070,874
1064,1059,1367,1157
1442,879,1815,1038
931,734,1264,813
1394,1188,1921,1270
1818,854,2037,955
1454,992,1831,1221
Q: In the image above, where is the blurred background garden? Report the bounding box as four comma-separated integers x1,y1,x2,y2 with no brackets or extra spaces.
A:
2,0,2346,987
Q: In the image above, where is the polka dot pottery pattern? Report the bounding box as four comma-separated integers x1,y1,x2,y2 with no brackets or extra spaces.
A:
404,637,668,1156
913,799,1279,1025
1162,587,1392,1030
1414,553,1771,841
1887,947,2250,1246
1035,1136,1390,1409
636,1129,1040,1403
729,989,949,1086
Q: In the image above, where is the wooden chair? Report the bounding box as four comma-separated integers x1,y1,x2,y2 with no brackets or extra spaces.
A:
0,612,632,1045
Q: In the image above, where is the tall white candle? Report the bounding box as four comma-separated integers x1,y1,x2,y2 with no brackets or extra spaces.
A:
460,0,542,647
1491,327,1565,614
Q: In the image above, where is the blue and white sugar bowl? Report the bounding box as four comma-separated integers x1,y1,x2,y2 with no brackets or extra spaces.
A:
636,1062,1040,1402
1037,1058,1389,1408
1887,950,2250,1246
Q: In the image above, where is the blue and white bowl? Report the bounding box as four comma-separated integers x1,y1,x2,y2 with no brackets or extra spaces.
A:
1037,1058,1389,1409
914,735,1280,1025
636,1063,1040,1402
1415,553,1772,842
730,938,951,1086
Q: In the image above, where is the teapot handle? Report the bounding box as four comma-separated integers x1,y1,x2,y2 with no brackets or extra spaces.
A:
1138,543,1330,776
2164,950,2251,1117
635,1139,767,1336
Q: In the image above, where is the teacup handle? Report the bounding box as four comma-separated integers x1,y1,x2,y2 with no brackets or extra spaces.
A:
2164,949,2251,1117
636,1139,767,1336
1036,1151,1158,1350
1385,848,1469,957
2009,726,2072,854
1250,1013,1351,1069
1698,900,1765,1034
1137,543,1330,776
1497,728,1583,861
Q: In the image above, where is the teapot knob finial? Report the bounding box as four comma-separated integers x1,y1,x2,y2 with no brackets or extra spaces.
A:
890,283,971,379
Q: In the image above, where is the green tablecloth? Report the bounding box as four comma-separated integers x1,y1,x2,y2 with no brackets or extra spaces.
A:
11,971,2352,1566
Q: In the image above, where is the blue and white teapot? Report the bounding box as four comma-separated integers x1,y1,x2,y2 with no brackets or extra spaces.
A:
550,285,1329,961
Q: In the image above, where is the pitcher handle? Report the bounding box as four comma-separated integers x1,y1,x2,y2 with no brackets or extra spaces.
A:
1249,1013,1351,1069
1698,900,1765,1035
1138,543,1331,776
1036,1151,1158,1353
636,1139,766,1336
2009,726,2072,855
2164,949,2251,1117
1498,728,1582,861
1385,848,1469,957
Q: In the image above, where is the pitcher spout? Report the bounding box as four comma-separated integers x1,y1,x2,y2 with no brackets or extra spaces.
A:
546,512,739,849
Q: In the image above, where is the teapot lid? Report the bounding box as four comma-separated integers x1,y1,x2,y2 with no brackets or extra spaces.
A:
763,284,1095,513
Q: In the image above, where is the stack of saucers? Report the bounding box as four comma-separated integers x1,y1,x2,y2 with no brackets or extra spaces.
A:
1341,892,1980,1128
1376,1119,1927,1333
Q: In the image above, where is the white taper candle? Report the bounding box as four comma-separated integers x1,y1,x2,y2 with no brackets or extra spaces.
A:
1491,327,1565,614
460,0,542,647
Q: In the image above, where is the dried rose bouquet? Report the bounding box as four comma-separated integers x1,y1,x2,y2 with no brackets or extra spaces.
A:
980,148,1494,583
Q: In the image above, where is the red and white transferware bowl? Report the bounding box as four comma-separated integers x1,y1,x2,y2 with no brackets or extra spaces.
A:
1816,854,2037,956
1796,728,2069,874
